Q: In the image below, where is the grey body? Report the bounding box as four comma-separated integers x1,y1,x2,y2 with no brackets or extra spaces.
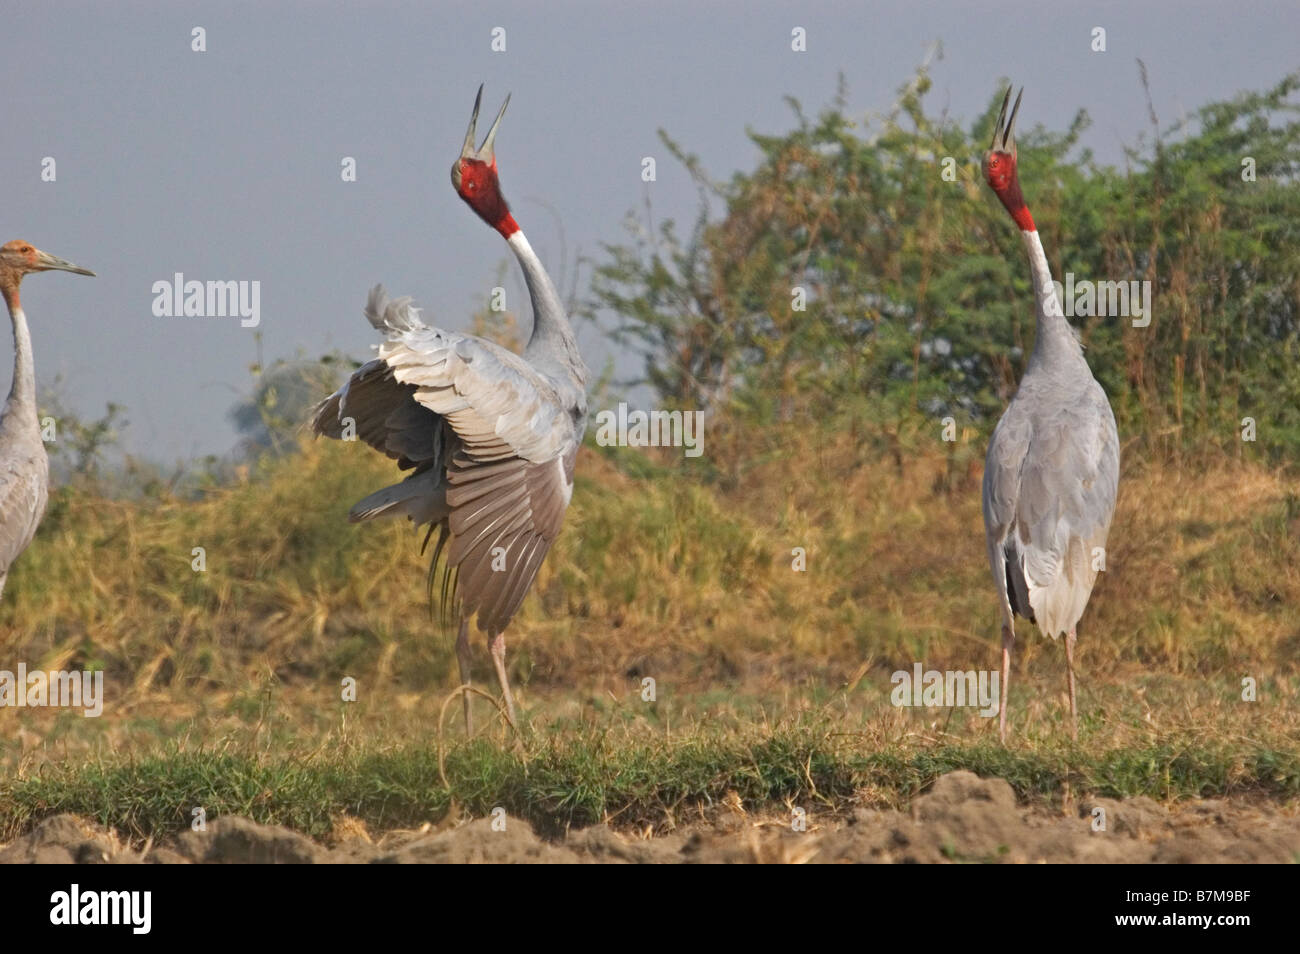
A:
312,273,587,637
0,306,49,599
982,230,1120,639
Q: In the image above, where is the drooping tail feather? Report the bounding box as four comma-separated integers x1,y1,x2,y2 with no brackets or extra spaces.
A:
422,521,461,632
348,469,447,525
348,483,418,522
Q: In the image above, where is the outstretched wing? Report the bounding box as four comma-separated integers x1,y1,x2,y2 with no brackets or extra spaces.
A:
984,380,1119,636
374,293,577,466
318,285,580,635
378,288,579,635
442,444,575,635
310,299,449,526
311,288,449,473
310,358,445,472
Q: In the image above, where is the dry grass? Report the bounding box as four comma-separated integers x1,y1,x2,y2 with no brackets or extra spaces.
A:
0,426,1296,833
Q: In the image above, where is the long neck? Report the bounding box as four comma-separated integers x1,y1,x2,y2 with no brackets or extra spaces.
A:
1020,228,1084,370
3,296,38,428
507,229,584,379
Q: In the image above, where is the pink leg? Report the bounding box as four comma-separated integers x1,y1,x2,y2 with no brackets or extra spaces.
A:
489,632,518,729
1063,627,1078,741
999,622,1014,743
456,617,474,735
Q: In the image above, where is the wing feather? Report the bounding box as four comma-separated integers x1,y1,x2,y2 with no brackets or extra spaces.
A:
314,285,581,635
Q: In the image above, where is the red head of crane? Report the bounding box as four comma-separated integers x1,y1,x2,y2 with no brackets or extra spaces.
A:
981,90,1035,232
450,90,518,239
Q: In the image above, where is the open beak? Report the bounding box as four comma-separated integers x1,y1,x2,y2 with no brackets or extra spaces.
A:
990,86,1023,157
460,83,511,166
35,249,95,277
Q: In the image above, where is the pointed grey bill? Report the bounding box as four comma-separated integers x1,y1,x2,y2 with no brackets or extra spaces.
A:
478,94,509,161
1003,88,1023,153
991,87,1011,150
989,86,1023,153
461,84,485,158
460,85,510,162
36,250,94,277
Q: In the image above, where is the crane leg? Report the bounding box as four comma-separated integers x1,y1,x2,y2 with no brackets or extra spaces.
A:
999,622,1014,743
489,633,519,730
1063,627,1078,741
455,617,474,735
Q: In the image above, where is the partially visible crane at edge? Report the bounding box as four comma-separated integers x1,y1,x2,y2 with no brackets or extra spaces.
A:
980,88,1120,742
0,241,94,599
312,87,589,733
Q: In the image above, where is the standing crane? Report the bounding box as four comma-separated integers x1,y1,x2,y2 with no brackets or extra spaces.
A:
0,241,94,600
980,89,1120,741
312,87,588,733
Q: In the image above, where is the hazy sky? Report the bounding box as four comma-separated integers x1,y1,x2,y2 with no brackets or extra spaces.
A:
4,0,1296,462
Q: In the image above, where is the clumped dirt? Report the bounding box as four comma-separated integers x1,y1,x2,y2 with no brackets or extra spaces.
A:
3,772,1297,864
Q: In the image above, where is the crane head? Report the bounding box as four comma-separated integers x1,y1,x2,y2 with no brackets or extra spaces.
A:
0,240,95,277
982,86,1035,231
451,85,519,238
0,240,94,310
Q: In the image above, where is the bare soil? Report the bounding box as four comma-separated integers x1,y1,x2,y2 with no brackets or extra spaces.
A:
3,772,1296,863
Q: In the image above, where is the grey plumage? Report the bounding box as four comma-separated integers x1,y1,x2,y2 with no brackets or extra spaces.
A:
0,425,50,600
982,290,1120,638
311,286,586,639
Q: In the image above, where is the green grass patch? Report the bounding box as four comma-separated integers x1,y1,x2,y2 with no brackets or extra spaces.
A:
4,717,1297,845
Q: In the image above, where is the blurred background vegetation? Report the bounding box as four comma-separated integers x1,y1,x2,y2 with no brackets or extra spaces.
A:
591,66,1300,471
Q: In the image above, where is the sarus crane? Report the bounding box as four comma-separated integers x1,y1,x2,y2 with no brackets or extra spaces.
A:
980,88,1119,741
312,87,588,733
0,240,94,599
